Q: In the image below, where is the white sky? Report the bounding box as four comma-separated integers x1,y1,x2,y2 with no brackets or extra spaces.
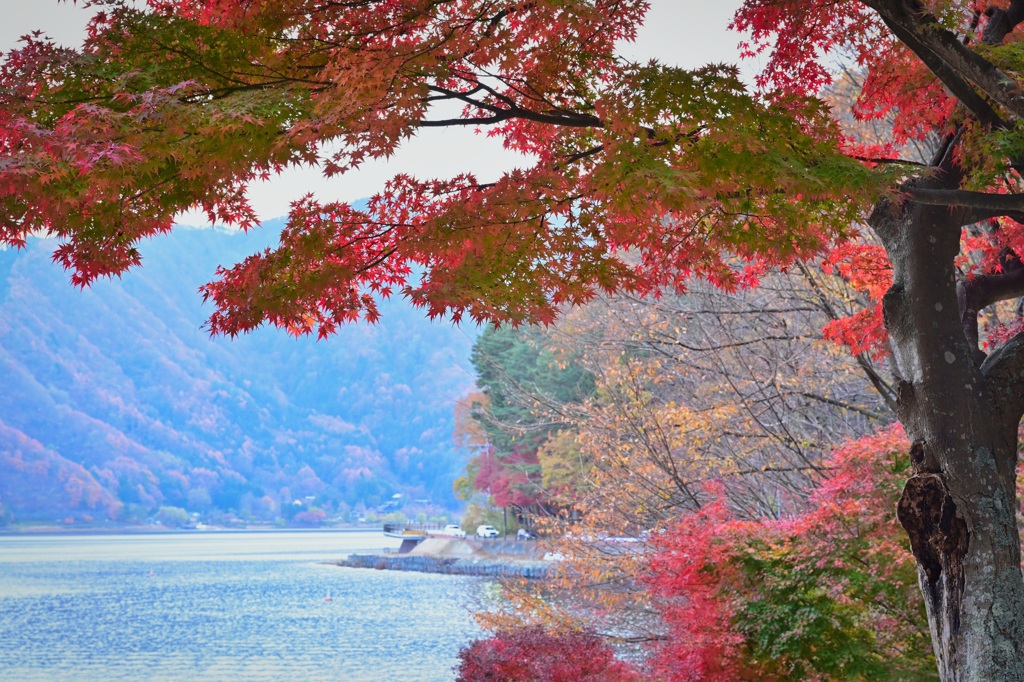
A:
1,0,746,223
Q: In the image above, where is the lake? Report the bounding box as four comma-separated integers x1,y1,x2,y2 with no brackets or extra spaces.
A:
0,530,485,681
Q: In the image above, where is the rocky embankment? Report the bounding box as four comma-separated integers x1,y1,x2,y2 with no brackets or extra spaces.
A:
334,537,553,579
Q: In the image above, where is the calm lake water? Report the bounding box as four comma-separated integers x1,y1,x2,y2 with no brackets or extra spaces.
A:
0,530,485,681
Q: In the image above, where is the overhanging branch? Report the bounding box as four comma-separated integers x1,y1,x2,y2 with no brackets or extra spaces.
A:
869,12,1005,128
905,187,1024,213
422,84,603,129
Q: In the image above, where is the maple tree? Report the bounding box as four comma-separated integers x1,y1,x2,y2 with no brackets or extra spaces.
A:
9,1,1024,677
731,2,1024,676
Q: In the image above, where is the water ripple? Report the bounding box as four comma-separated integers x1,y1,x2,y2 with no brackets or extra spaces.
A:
0,532,483,681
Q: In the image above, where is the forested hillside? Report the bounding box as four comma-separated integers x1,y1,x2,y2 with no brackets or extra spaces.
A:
0,221,475,525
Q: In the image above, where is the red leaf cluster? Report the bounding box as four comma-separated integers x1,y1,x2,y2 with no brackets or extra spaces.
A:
1,1,879,336
455,626,640,682
820,239,893,358
471,444,545,508
643,425,929,679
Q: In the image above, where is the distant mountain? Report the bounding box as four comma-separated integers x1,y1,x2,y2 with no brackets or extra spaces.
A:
0,220,477,525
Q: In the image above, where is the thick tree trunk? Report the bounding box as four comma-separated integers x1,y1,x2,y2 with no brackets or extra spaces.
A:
897,424,1023,681
871,179,1024,681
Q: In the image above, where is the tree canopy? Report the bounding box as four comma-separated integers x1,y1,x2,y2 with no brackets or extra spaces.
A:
0,0,885,336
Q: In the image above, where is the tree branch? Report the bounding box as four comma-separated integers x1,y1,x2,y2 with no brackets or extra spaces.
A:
981,330,1024,420
981,0,1024,46
864,0,1007,129
422,84,603,129
963,266,1024,312
957,267,1024,357
904,187,1024,213
864,0,1024,128
960,207,1024,225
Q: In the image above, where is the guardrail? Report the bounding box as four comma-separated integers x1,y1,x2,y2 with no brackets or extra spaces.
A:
382,522,443,538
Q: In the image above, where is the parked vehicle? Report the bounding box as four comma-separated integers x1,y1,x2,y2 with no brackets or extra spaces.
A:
437,524,466,538
516,528,536,540
476,524,500,538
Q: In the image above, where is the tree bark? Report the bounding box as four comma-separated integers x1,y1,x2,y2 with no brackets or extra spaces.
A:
871,173,1024,680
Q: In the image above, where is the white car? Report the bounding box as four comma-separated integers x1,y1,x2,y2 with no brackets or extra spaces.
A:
476,524,500,538
437,524,466,538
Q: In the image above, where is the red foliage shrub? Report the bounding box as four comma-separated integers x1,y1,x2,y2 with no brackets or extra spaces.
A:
455,626,640,682
643,426,935,680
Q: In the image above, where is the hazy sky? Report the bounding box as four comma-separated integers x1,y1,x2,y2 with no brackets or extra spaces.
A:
1,0,747,222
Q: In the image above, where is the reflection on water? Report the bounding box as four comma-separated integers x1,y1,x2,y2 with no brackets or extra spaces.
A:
0,531,483,681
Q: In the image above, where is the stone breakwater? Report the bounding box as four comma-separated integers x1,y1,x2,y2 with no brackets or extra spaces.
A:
332,537,554,579
335,553,551,579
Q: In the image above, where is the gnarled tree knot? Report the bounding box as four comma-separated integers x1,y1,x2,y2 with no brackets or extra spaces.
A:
909,439,941,473
897,473,970,584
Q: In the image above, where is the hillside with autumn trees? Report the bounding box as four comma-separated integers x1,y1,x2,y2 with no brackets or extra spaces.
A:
0,221,474,525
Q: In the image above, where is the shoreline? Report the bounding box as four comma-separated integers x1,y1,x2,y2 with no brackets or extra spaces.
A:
334,552,552,579
332,536,555,579
0,524,387,536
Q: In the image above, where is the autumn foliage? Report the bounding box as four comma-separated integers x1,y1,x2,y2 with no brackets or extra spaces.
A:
454,325,596,520
455,626,640,682
453,284,933,678
15,0,1024,677
0,0,886,338
458,421,935,679
644,426,933,680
